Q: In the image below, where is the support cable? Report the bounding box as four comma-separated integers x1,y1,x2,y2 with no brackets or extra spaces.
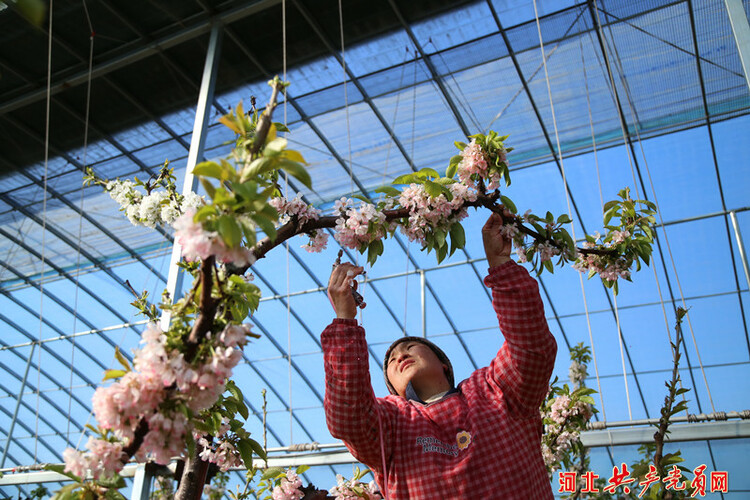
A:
67,0,95,445
338,0,354,198
578,36,607,421
583,14,689,418
534,0,632,420
282,0,294,446
594,0,716,413
36,0,55,464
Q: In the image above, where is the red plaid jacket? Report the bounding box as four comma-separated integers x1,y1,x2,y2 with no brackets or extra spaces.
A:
322,261,557,499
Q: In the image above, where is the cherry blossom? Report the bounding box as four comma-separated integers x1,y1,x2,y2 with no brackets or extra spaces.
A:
173,209,255,266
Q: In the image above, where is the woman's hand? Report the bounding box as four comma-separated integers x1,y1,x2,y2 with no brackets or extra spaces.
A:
482,211,513,268
327,262,365,319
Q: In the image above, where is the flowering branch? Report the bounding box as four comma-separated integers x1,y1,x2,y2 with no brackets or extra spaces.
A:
57,75,661,500
651,307,691,499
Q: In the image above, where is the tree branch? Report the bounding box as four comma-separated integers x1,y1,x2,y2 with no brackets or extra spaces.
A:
248,192,615,263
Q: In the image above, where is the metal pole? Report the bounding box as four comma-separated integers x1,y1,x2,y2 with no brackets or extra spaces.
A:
1,343,36,468
161,22,224,330
130,464,152,500
420,270,426,337
729,211,750,289
724,0,750,92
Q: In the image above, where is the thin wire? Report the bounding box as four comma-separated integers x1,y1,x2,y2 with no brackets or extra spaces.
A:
36,0,55,463
484,7,588,132
586,24,684,415
592,1,712,412
282,0,294,445
379,46,411,191
67,0,95,444
533,0,633,419
425,38,482,132
282,0,287,126
338,0,354,198
578,35,607,421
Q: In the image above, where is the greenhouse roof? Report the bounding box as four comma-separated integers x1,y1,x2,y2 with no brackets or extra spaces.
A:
1,0,749,496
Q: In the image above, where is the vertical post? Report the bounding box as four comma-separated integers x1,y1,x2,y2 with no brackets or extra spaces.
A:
724,0,750,92
1,343,36,468
161,22,224,331
420,270,426,337
130,464,152,500
729,211,750,289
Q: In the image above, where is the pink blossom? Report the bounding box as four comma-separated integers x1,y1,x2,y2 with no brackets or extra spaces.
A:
143,411,187,464
536,242,559,262
63,448,90,478
173,209,254,266
516,246,528,263
302,229,329,253
397,183,474,245
334,201,386,249
611,229,630,244
219,324,252,348
273,469,304,500
500,224,519,239
271,195,322,225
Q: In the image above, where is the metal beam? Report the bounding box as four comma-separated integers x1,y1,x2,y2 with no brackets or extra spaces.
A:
162,22,223,329
386,0,472,136
581,420,750,447
686,0,750,361
0,343,36,468
724,0,750,92
730,211,750,290
130,464,152,500
0,227,143,345
0,0,281,116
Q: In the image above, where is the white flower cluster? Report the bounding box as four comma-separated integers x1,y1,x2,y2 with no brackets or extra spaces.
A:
328,474,382,500
106,180,203,228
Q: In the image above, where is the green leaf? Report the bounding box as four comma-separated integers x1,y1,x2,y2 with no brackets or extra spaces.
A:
193,204,217,222
417,167,440,179
454,141,467,150
113,347,131,371
218,215,243,248
50,483,81,500
260,466,285,481
602,200,619,213
237,439,256,469
247,437,267,461
434,229,446,248
296,464,310,475
281,148,306,164
278,159,312,189
367,239,384,266
352,194,370,203
543,259,554,273
103,369,126,381
423,179,443,198
103,489,127,500
96,474,126,489
499,196,517,214
192,161,223,179
242,157,275,181
436,242,448,264
449,223,466,256
43,464,81,483
446,162,458,179
392,173,416,185
264,137,288,155
374,185,401,197
556,213,571,224
250,214,276,241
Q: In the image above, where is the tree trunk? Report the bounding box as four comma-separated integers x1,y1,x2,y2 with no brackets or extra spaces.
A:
174,445,209,500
